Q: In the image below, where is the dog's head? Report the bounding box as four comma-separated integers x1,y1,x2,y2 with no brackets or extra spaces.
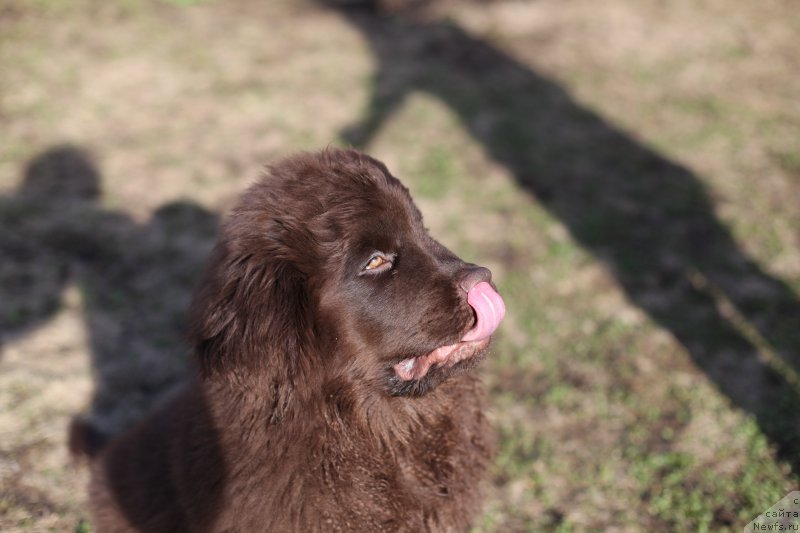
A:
189,149,504,399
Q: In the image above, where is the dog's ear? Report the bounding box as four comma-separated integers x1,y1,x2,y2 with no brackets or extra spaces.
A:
188,227,316,394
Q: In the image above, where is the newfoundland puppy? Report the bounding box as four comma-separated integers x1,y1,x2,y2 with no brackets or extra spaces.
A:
79,149,505,532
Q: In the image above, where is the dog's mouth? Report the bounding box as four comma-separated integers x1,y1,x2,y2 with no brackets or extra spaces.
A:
393,282,505,381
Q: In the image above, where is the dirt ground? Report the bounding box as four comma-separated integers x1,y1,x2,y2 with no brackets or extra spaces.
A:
1,0,799,531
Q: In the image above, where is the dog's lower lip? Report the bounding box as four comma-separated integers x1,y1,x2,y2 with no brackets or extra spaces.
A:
393,337,491,381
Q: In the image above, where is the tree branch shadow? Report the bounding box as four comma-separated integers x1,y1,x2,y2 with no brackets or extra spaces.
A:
329,3,800,472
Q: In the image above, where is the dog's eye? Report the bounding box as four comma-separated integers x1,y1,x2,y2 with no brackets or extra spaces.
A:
366,256,386,269
362,253,394,274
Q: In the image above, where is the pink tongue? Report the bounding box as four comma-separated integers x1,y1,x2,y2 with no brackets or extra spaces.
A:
461,282,506,342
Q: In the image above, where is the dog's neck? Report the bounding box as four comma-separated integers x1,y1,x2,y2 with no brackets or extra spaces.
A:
200,365,472,450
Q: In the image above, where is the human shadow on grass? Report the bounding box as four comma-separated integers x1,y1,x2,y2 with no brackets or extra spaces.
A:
329,3,800,472
0,145,218,440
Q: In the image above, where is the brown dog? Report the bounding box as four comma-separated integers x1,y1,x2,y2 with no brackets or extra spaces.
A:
75,149,505,532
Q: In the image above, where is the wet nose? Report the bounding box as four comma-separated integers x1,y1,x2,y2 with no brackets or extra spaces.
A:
458,265,492,293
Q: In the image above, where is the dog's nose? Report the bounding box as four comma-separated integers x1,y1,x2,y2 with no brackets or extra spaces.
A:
458,265,492,293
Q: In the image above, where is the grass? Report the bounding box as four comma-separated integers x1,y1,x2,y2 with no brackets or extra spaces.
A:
1,0,799,531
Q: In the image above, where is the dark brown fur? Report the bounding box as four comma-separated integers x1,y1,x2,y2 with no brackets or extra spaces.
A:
83,149,495,532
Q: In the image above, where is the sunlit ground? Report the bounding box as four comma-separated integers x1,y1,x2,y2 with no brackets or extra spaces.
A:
1,1,798,530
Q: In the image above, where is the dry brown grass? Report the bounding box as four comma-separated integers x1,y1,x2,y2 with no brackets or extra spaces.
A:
1,0,798,530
